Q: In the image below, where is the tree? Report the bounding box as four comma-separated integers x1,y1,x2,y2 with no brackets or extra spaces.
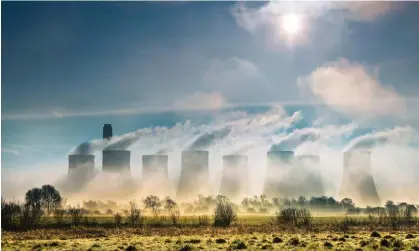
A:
127,201,142,226
385,200,395,210
1,198,22,229
297,196,307,208
341,198,355,210
164,197,180,225
22,188,44,227
143,195,161,218
41,185,62,215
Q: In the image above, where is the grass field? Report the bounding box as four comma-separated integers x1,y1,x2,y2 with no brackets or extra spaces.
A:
2,215,419,251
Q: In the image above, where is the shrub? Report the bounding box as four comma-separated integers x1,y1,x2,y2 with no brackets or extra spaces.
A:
198,215,210,226
127,201,143,227
275,207,312,227
53,209,67,225
1,198,22,229
213,200,237,227
68,207,84,225
114,212,123,226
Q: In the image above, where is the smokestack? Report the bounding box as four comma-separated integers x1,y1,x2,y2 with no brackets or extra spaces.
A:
68,154,95,189
142,155,169,195
264,151,294,198
219,155,248,199
177,150,210,201
295,155,324,197
340,151,380,206
103,124,112,140
102,150,130,173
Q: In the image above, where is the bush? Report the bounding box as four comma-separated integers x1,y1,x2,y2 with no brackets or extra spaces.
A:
68,207,84,225
127,201,143,227
213,200,237,227
53,209,67,225
114,212,123,226
198,215,210,226
275,207,312,227
1,199,22,229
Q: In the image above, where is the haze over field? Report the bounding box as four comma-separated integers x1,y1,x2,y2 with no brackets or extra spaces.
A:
2,1,419,205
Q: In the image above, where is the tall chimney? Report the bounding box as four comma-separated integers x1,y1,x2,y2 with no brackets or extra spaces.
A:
103,124,112,140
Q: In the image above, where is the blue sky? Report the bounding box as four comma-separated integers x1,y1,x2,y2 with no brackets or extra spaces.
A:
2,1,419,173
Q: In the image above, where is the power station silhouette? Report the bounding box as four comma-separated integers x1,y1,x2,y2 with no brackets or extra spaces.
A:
68,124,381,205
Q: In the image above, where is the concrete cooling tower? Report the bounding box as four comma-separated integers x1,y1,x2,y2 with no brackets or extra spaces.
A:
142,155,169,196
219,155,248,199
102,150,130,173
68,154,95,189
295,155,324,197
340,151,380,206
177,151,210,201
264,151,295,198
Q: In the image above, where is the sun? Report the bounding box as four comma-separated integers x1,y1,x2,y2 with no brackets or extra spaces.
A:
282,13,301,36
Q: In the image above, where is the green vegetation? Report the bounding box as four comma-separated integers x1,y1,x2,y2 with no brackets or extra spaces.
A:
2,185,419,250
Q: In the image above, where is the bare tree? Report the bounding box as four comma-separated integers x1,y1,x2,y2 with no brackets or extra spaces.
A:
164,197,180,225
143,195,161,219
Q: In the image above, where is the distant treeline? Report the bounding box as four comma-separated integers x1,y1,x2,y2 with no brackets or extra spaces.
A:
2,184,418,230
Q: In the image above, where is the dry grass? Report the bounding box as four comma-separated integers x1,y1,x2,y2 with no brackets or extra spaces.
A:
2,215,419,250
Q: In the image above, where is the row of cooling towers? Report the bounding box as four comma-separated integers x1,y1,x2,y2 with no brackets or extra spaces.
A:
68,150,381,205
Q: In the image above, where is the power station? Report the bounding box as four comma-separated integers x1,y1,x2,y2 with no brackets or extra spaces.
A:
219,155,248,199
68,154,95,188
66,125,386,204
264,151,295,198
177,150,210,201
102,150,131,173
340,151,380,206
295,155,324,197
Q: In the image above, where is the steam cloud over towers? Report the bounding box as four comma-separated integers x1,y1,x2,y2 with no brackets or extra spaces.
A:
177,150,210,201
264,151,295,198
219,155,248,199
68,154,95,189
340,151,380,206
142,155,169,196
102,150,131,173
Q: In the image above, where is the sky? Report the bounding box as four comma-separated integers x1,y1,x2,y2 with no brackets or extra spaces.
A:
2,1,419,202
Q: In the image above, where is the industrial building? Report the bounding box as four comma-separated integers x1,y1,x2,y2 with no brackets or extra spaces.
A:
102,150,131,173
219,155,248,199
142,155,169,180
340,151,380,206
103,124,112,140
264,151,295,198
177,150,210,201
68,154,95,188
295,155,324,197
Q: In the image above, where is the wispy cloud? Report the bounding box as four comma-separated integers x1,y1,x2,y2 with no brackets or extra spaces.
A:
2,147,21,156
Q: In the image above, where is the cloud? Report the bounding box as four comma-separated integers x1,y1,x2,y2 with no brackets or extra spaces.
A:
231,1,398,46
336,2,397,22
172,92,228,111
2,147,21,156
298,59,405,118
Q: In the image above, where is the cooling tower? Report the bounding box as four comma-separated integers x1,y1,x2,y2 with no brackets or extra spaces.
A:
68,154,95,188
219,155,248,199
142,155,169,195
340,151,380,206
102,150,130,173
177,151,210,201
263,151,295,198
295,155,324,197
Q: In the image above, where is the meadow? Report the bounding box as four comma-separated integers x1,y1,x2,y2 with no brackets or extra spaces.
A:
2,214,419,251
